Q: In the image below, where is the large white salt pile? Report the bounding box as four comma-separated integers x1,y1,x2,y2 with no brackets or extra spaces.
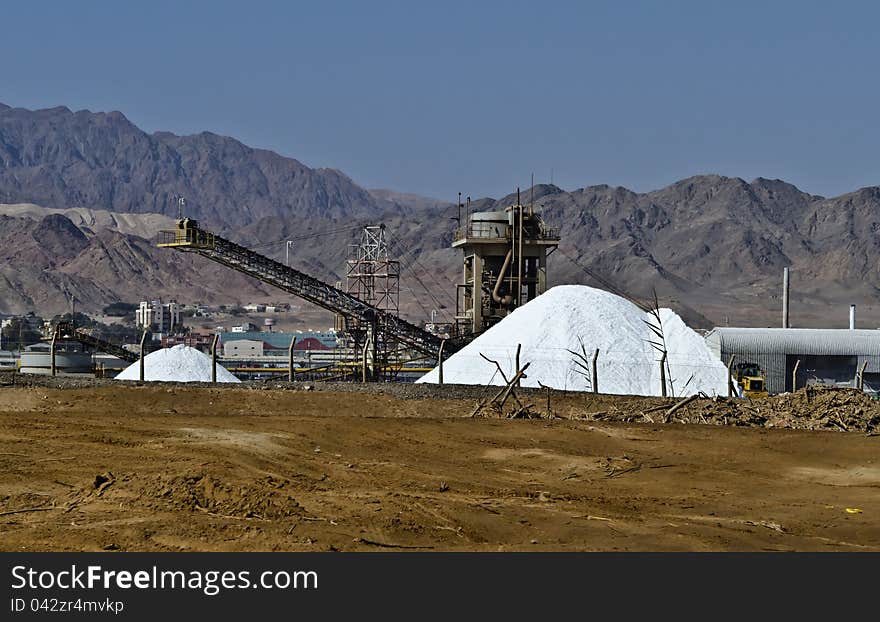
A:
418,285,734,397
115,344,241,383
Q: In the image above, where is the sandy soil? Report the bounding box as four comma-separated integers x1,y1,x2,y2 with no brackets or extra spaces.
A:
1,383,879,552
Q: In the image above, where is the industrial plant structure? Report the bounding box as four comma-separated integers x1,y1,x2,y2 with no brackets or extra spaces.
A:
453,192,560,335
154,190,562,381
158,218,465,380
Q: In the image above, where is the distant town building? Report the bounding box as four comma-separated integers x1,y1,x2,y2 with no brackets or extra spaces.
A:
230,322,258,333
219,330,338,356
241,303,288,314
160,333,215,352
223,339,265,358
135,300,180,334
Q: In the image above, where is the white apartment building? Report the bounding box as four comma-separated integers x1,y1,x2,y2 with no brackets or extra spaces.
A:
135,300,180,334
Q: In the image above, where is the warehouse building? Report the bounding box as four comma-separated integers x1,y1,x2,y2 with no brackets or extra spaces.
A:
705,328,880,395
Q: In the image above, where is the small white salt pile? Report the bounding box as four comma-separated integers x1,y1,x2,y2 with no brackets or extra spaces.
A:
115,344,240,383
418,285,734,397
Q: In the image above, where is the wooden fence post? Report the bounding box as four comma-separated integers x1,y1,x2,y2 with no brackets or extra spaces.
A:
660,351,668,398
858,360,868,391
50,326,58,377
362,337,371,383
727,354,736,398
288,337,297,382
515,343,522,387
438,338,447,385
592,349,599,394
139,329,148,382
211,334,219,384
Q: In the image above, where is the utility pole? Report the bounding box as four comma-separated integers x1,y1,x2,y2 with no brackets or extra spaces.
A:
286,241,293,266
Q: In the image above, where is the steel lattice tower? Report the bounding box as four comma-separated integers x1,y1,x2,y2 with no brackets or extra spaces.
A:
344,225,400,379
346,225,400,316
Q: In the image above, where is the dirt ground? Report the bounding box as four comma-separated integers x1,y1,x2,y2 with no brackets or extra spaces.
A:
1,380,879,552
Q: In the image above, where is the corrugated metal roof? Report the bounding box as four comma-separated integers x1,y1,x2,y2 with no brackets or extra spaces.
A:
705,328,880,356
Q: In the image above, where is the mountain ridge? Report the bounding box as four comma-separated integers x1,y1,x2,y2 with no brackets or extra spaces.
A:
0,103,388,228
3,103,880,328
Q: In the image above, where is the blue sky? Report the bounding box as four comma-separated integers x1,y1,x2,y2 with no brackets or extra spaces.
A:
2,1,878,200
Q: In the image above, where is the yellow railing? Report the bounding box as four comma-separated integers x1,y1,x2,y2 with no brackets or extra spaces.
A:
157,228,216,249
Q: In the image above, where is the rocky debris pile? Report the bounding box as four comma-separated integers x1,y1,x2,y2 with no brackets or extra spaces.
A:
577,386,880,433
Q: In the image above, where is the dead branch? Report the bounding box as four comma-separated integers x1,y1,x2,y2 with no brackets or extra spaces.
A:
355,537,433,549
606,465,642,478
472,362,531,418
0,506,55,517
664,394,700,423
497,363,531,409
643,403,674,414
479,353,510,385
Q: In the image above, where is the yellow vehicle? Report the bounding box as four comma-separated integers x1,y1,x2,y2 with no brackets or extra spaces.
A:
734,362,769,398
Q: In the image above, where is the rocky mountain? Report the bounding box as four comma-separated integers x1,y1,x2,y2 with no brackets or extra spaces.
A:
0,103,389,228
0,203,176,237
0,212,276,315
3,102,880,329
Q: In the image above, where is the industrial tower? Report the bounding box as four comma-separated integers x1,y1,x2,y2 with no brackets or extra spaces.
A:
341,224,401,377
453,191,560,335
345,224,400,317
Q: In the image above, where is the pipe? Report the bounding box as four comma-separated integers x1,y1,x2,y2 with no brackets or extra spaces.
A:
782,267,790,328
492,249,514,305
850,304,856,330
517,201,523,307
